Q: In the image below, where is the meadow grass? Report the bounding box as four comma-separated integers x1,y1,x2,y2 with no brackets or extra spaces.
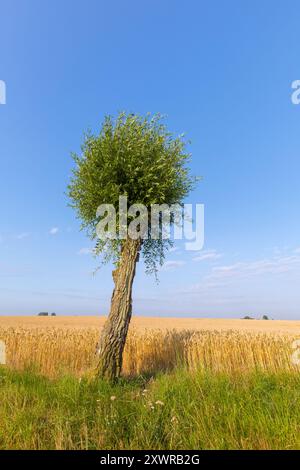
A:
0,366,299,450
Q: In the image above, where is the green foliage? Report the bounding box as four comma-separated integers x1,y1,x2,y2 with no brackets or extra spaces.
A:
0,367,299,449
67,112,195,274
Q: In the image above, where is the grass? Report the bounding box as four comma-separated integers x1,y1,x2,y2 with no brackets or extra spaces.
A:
0,366,299,450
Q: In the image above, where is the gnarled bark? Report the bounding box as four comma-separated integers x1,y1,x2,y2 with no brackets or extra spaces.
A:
95,238,141,381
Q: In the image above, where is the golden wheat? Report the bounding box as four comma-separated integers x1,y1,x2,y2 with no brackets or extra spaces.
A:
0,323,298,377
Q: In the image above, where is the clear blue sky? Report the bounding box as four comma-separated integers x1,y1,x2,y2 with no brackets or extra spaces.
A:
1,0,300,318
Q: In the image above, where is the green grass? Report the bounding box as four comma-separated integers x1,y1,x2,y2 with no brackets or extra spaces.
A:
0,366,299,450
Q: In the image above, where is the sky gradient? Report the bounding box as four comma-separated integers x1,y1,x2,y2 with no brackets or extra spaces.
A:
1,0,300,318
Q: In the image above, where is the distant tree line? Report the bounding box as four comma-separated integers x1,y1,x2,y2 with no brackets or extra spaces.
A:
38,312,56,316
242,315,271,320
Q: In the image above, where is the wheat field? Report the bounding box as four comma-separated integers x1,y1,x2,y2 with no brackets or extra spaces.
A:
1,316,300,450
0,316,299,378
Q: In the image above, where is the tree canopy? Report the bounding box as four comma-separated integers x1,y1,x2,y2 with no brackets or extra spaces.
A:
68,112,195,275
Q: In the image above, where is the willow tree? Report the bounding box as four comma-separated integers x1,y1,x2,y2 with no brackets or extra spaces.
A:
68,112,194,381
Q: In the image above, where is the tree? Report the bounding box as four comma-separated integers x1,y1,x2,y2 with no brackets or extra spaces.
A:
68,112,195,381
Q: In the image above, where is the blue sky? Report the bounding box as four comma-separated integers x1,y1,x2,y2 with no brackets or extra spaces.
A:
1,0,300,318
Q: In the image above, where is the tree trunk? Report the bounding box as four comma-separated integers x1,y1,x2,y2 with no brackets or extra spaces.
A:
95,238,141,381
